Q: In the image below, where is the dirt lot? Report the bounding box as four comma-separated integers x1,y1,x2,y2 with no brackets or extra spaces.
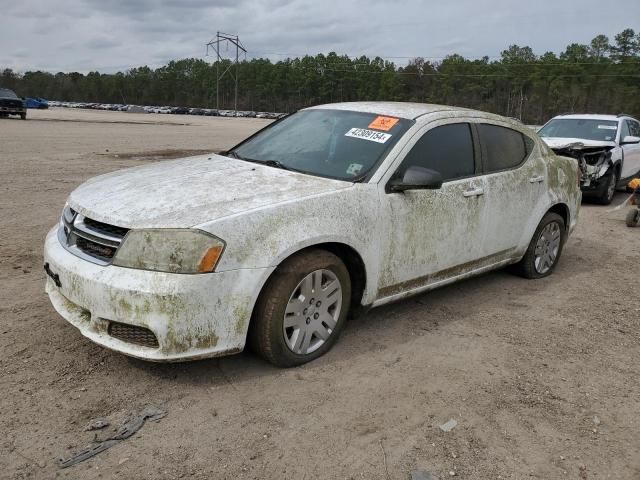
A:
1,108,639,480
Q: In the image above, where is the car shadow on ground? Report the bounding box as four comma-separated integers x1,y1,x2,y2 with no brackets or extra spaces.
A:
581,191,629,205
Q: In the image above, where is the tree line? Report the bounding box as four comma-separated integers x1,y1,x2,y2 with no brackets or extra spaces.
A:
2,28,639,124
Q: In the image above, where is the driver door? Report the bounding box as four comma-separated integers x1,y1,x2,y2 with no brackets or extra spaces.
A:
377,122,489,298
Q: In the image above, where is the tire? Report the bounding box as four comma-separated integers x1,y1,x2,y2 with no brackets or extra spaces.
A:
626,209,640,227
20,113,27,120
512,212,567,279
595,169,617,205
249,249,351,367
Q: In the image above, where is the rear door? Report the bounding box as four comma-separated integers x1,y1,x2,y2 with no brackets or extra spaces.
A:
621,119,640,181
475,123,544,257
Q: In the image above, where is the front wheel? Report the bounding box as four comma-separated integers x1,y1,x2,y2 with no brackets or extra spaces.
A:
512,212,567,279
249,250,351,367
596,169,617,205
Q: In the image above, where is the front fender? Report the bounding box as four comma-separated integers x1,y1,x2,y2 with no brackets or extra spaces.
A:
198,184,382,304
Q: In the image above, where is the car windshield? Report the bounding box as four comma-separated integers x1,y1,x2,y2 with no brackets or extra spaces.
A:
538,119,618,142
0,88,19,99
230,109,412,181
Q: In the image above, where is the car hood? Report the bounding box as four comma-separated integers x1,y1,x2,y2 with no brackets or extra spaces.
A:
542,137,617,150
67,154,351,228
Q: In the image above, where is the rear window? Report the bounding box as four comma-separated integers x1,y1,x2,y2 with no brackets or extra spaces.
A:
478,124,533,172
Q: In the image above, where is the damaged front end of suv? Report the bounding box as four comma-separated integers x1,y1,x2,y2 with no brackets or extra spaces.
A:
546,140,618,204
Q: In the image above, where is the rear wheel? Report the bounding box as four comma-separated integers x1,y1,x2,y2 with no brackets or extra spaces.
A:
20,112,27,120
512,212,567,279
249,250,351,367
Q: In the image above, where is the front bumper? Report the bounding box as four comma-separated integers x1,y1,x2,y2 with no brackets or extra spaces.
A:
580,174,608,192
44,227,274,361
0,106,25,114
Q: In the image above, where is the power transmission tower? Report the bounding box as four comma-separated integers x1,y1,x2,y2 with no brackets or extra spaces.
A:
206,32,247,113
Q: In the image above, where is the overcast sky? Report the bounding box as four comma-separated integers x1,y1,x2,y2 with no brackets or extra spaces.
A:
2,0,639,73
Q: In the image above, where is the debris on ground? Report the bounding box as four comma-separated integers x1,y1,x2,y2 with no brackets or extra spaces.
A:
605,193,635,213
58,406,166,468
84,418,110,431
411,471,438,480
439,419,458,432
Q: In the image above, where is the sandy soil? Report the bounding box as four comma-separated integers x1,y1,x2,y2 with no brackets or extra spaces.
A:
0,108,639,480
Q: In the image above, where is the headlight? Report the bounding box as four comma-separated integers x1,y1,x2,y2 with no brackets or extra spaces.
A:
112,229,225,274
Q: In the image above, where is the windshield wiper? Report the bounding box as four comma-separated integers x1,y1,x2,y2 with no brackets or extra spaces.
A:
262,160,313,176
225,150,274,169
224,150,244,160
263,159,290,171
227,153,308,175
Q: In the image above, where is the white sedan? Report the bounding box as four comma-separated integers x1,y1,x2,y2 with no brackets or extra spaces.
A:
44,102,581,366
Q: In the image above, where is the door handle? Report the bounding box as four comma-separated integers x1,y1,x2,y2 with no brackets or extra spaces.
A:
463,187,484,197
529,175,544,183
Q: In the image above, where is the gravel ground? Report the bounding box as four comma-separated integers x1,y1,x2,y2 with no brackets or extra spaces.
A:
1,108,639,480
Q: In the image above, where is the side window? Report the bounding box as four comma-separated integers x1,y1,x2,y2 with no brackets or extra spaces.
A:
478,124,531,173
626,120,640,138
620,120,631,140
398,123,475,182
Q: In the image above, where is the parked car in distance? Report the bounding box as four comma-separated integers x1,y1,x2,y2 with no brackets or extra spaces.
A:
171,106,190,115
0,87,27,119
46,100,287,120
539,113,640,204
44,102,581,367
25,97,49,109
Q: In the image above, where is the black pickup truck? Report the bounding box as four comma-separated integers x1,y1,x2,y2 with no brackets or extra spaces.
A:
0,88,27,120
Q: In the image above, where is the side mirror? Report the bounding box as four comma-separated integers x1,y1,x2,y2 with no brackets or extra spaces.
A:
389,166,443,192
621,135,640,145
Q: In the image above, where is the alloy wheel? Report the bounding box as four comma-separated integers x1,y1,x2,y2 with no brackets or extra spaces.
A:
283,269,342,355
534,221,561,274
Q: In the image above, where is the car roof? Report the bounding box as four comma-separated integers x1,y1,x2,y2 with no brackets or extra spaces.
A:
553,113,623,122
306,101,478,120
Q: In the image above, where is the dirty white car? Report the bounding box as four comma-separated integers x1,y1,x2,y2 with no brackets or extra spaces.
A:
539,113,640,204
44,102,581,367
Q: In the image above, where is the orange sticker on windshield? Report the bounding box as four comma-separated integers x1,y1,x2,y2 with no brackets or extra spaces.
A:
368,116,399,131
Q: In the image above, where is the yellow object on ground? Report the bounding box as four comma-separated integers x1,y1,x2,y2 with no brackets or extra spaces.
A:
628,178,640,190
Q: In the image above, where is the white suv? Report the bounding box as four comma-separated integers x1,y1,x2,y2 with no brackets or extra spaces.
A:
538,113,640,204
44,102,581,367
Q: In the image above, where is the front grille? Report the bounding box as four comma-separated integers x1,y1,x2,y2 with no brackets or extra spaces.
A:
75,236,118,260
108,321,159,348
0,99,23,108
58,206,129,265
83,217,129,238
